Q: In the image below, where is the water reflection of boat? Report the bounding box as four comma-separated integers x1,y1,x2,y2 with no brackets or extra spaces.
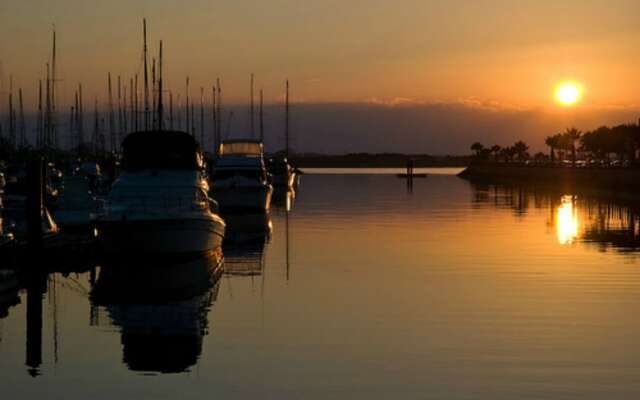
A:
270,187,295,211
223,212,272,242
91,251,222,374
222,212,272,276
0,270,20,319
98,131,225,256
223,240,267,277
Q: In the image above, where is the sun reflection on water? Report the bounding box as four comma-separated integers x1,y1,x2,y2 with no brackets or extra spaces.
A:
557,195,579,244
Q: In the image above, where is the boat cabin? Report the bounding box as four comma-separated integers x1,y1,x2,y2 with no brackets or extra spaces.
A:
121,131,204,172
218,140,263,157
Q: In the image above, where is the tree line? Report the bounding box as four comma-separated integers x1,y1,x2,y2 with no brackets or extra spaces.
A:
471,121,640,166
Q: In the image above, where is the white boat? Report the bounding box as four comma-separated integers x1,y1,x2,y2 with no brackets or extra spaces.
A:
97,130,225,256
211,140,273,212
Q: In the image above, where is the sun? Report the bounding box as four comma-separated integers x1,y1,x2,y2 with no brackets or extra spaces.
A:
555,82,582,106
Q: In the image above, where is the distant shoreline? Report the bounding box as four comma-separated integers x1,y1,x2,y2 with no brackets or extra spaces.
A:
459,162,640,194
289,154,471,168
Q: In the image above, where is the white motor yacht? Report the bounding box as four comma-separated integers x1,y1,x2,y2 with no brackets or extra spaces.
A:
211,140,273,212
97,130,225,256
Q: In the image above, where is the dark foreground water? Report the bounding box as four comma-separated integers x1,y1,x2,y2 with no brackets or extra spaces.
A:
2,169,640,399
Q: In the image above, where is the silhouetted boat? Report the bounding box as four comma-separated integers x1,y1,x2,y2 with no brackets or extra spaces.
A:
97,130,225,256
0,269,20,319
53,175,101,231
2,173,59,245
267,156,297,188
211,140,273,212
0,193,15,252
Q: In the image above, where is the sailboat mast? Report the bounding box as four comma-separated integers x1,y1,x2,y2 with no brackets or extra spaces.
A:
108,73,115,152
259,89,264,143
216,78,222,146
45,64,51,149
169,92,173,130
212,86,217,154
74,91,79,149
285,80,289,158
18,88,25,148
117,75,122,142
158,40,164,131
37,80,43,149
151,58,156,127
78,83,84,146
200,87,204,146
8,76,14,148
134,74,138,131
122,85,128,134
143,19,150,130
69,105,74,150
93,98,99,155
51,26,57,149
129,77,134,133
191,102,195,137
185,77,190,135
176,94,182,130
250,73,255,138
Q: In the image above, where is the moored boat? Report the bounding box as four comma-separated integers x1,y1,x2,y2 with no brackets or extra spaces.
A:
267,156,297,189
53,175,101,231
97,130,225,256
211,140,273,213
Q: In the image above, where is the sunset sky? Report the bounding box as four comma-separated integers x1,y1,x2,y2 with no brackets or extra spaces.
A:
1,0,640,152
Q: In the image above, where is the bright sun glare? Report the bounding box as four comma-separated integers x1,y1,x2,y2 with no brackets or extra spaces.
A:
555,82,582,106
557,195,579,245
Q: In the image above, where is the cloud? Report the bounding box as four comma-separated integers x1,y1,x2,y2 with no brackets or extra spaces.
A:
19,101,640,155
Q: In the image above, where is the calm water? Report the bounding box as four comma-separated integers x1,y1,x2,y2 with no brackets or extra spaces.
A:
2,169,640,399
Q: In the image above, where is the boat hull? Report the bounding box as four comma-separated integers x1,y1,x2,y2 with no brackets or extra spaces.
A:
97,217,225,257
212,185,273,213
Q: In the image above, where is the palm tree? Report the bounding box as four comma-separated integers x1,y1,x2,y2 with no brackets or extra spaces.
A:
564,127,582,167
533,152,548,162
470,142,484,157
513,140,529,162
490,145,501,162
545,135,557,162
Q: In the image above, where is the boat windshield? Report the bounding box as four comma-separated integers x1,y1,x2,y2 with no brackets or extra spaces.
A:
219,141,263,156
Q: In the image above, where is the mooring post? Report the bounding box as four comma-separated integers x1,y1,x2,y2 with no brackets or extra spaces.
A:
406,158,414,177
25,271,46,377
